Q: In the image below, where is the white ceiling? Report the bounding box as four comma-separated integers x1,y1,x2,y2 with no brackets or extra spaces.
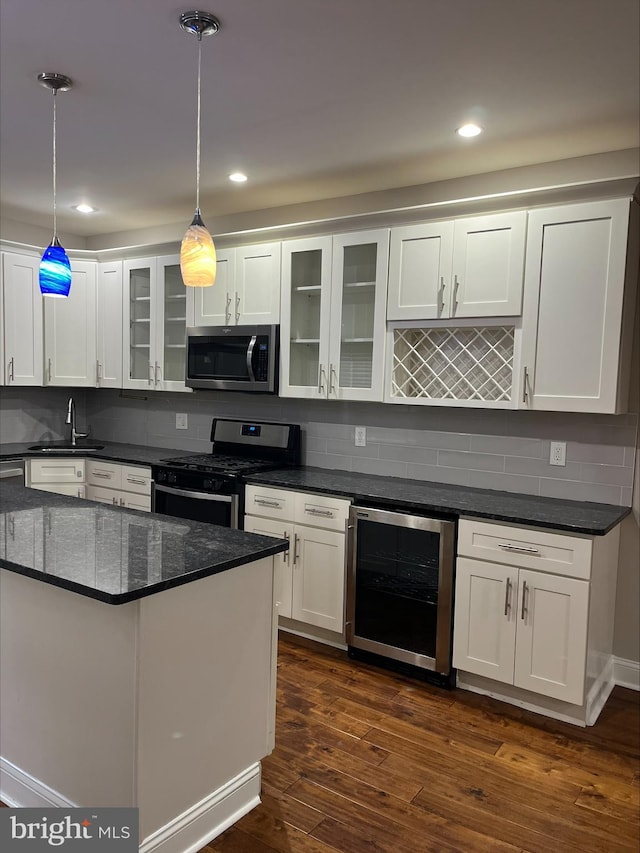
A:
1,0,638,240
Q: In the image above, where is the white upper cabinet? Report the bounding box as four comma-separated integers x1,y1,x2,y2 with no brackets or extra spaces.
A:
518,198,638,413
96,261,123,388
123,255,191,393
188,241,281,327
280,229,390,401
387,211,527,320
44,260,97,387
1,252,43,386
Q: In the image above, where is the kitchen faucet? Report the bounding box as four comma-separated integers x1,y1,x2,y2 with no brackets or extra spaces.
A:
65,397,89,446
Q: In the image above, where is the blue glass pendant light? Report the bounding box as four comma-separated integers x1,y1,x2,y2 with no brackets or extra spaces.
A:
37,72,73,297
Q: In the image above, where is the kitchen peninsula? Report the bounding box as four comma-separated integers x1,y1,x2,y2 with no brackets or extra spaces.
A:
0,482,288,853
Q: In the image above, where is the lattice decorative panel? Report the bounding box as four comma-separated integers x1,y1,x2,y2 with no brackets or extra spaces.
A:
391,327,514,402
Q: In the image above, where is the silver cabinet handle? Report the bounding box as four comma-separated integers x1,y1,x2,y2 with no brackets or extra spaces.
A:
48,358,52,383
126,477,147,486
120,498,125,507
154,362,161,386
77,487,83,499
521,580,528,620
112,497,118,505
438,277,446,316
235,294,241,323
148,362,153,386
318,364,326,395
92,471,112,479
283,531,290,563
504,576,512,616
305,507,334,518
498,543,540,555
225,293,232,324
8,356,15,383
255,498,281,508
329,363,337,395
292,532,300,566
96,360,102,386
452,275,460,314
522,366,529,404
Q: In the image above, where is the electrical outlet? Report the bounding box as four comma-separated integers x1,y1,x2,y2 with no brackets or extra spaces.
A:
175,413,188,430
354,426,366,447
549,441,566,466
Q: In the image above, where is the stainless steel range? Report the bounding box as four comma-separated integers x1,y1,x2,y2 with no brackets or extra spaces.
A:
151,418,301,528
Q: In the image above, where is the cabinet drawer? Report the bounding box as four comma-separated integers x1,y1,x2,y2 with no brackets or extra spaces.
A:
121,465,151,495
86,484,120,505
295,492,350,531
245,485,296,520
31,482,86,499
28,458,85,484
458,518,592,580
86,459,122,488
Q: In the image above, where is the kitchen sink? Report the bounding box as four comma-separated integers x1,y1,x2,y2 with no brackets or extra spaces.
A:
28,443,105,453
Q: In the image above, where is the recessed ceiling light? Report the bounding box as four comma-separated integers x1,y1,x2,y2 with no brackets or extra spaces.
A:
229,172,248,183
73,203,97,214
456,124,483,138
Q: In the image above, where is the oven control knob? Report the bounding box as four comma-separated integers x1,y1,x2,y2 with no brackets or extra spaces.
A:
168,472,177,484
203,479,213,490
156,470,166,482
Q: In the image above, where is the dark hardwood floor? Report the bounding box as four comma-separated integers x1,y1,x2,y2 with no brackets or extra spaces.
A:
205,633,640,853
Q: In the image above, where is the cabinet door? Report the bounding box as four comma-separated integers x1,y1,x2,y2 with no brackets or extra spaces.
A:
119,493,151,512
155,255,191,393
123,259,155,390
2,253,43,386
452,557,517,684
28,458,85,484
96,261,123,388
451,212,526,318
514,569,589,705
328,229,390,401
291,525,345,633
244,515,292,618
387,222,454,320
86,484,119,506
43,260,97,387
520,199,632,413
236,242,281,324
187,248,235,326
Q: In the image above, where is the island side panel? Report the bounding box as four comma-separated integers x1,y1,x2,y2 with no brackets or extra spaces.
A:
0,569,137,807
135,556,276,844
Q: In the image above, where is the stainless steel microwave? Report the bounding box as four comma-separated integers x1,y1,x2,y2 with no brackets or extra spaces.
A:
186,325,279,393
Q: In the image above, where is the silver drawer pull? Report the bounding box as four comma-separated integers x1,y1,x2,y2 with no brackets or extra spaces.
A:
305,507,334,517
498,543,540,555
255,498,281,508
93,471,112,479
503,577,512,616
127,477,147,485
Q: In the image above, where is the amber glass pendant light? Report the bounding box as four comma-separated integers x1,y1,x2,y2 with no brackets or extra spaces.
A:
38,72,73,297
179,11,220,288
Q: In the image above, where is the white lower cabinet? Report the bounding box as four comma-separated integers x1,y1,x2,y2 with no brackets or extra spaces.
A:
244,485,351,635
453,518,619,717
26,458,86,499
85,460,151,511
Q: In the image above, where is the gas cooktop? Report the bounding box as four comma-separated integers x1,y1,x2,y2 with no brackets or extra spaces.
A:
159,453,284,477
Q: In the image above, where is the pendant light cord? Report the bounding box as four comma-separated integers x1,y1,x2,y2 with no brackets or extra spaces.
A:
52,89,58,240
195,36,202,212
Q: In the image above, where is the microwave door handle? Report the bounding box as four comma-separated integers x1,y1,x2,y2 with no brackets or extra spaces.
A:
246,335,257,382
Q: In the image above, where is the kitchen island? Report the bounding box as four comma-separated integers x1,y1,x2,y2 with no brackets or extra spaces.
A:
0,483,288,853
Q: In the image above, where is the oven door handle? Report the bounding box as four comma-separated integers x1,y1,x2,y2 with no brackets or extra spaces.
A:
246,335,257,383
153,484,234,503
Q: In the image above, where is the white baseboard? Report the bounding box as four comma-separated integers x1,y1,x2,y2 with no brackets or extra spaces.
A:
614,656,640,690
0,758,77,808
139,763,261,853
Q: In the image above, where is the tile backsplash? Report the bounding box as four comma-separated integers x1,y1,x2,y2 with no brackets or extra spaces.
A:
1,387,636,506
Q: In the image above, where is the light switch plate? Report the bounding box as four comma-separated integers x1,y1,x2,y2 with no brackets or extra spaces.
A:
176,413,188,430
354,426,366,447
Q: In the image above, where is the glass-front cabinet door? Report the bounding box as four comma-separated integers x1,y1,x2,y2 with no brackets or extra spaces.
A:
280,230,390,401
123,255,191,392
329,229,390,401
280,236,333,399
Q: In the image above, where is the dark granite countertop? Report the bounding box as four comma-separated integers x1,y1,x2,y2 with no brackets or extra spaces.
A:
0,483,288,605
245,467,631,535
0,440,192,467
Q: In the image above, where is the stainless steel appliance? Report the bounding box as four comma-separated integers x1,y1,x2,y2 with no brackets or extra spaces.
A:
0,458,25,485
151,418,300,528
186,325,279,393
347,505,456,684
